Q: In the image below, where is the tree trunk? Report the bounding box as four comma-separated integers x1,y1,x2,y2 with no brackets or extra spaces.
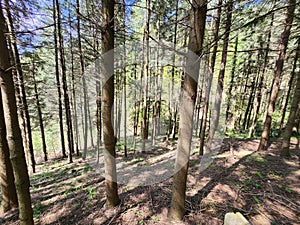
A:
207,0,233,151
102,0,120,208
278,40,300,136
258,0,296,151
53,0,66,158
55,0,73,162
249,14,274,138
168,0,207,220
3,0,35,173
281,69,300,157
32,62,47,161
199,0,222,155
0,90,18,213
69,1,79,156
142,0,150,152
0,5,33,224
76,0,89,159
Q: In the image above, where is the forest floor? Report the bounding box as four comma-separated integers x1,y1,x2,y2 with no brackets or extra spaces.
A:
0,138,299,225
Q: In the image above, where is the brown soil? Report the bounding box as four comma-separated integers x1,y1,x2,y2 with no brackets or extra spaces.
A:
0,139,299,225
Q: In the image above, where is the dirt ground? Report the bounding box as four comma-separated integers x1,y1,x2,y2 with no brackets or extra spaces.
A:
0,139,299,225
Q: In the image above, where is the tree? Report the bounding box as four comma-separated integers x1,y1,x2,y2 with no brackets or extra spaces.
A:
55,0,73,162
207,0,233,151
3,0,36,173
258,0,296,151
168,0,207,220
281,68,300,157
0,2,33,223
32,60,47,161
102,0,120,207
199,0,222,155
0,90,18,213
76,0,89,160
53,0,66,158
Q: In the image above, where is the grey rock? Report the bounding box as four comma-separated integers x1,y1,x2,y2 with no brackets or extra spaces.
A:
224,212,250,225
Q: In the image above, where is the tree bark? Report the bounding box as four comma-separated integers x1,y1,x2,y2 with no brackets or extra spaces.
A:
281,70,300,157
0,90,18,213
207,0,233,151
142,0,150,152
3,0,35,173
0,4,33,224
278,40,300,136
258,0,296,151
168,0,207,220
102,0,120,207
199,0,222,155
55,0,73,162
53,0,66,158
76,0,89,159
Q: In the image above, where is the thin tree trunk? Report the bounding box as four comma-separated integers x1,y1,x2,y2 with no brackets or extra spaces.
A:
53,0,66,158
102,0,120,207
199,0,222,155
69,0,79,156
207,0,233,151
142,0,150,152
55,0,73,162
258,0,296,151
3,0,35,173
278,40,300,136
0,5,33,223
122,0,127,157
168,0,207,220
226,35,238,122
76,0,89,159
249,14,274,138
0,90,18,213
32,62,47,161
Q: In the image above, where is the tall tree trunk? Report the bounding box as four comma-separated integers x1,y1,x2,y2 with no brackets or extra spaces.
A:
281,69,300,157
142,0,150,152
258,0,296,151
226,35,238,122
199,0,222,155
0,90,18,213
278,40,300,136
249,14,274,138
69,0,79,156
32,62,47,161
76,0,89,159
207,0,233,151
102,0,120,207
0,5,33,224
168,0,207,220
55,0,73,162
3,0,35,173
122,0,127,157
53,0,66,158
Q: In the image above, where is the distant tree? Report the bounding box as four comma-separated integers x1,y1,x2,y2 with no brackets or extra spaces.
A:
168,0,207,220
258,0,296,151
102,0,120,207
31,60,47,161
0,3,33,224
